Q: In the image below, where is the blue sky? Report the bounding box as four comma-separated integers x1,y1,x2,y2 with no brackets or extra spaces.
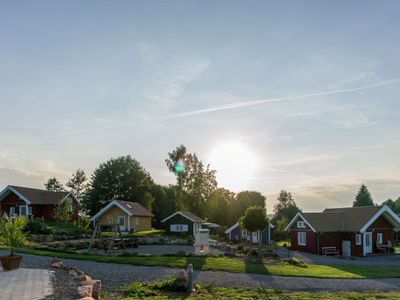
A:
1,0,400,212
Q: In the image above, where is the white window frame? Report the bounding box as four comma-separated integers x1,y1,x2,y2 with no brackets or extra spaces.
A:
377,233,383,245
356,234,362,245
28,206,32,216
170,224,188,232
10,207,16,216
136,217,139,225
297,232,306,246
297,221,306,228
19,205,27,217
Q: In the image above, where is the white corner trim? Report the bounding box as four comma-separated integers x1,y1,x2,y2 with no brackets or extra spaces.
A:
0,186,32,205
90,200,133,221
360,205,400,233
284,212,317,232
161,211,196,223
225,222,239,234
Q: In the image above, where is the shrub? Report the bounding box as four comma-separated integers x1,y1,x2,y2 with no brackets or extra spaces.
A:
24,219,52,235
287,257,306,267
0,216,28,256
74,216,91,233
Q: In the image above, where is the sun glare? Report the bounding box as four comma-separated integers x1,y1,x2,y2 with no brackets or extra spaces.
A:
207,141,258,192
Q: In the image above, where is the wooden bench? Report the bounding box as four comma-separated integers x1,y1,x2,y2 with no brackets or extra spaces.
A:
321,246,339,256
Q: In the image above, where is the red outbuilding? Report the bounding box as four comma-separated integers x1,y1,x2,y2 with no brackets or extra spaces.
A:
0,185,79,222
285,206,400,256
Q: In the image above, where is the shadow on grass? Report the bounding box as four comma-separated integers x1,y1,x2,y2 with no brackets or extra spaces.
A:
329,264,400,279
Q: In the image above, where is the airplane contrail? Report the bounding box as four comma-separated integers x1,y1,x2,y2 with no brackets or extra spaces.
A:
41,77,400,139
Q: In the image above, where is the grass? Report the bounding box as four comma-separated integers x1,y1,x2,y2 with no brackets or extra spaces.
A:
275,240,291,248
45,221,83,233
105,281,400,299
4,246,400,279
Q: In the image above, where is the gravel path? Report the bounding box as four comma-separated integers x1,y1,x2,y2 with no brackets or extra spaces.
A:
9,252,400,292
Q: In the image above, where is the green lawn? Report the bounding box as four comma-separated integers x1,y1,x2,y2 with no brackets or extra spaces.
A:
106,283,400,300
5,246,400,279
45,221,83,233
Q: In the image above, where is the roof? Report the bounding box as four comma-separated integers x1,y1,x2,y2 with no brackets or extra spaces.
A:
0,185,74,205
225,221,275,234
116,200,154,217
285,205,400,233
161,211,206,223
90,199,154,221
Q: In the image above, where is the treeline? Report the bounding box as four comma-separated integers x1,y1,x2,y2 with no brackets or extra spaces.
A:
44,145,268,228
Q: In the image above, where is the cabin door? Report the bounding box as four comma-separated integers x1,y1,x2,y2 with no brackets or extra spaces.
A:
118,216,125,231
365,232,372,254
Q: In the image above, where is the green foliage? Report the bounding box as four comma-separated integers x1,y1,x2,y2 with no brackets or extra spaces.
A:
82,155,153,215
0,216,28,256
353,184,375,207
207,188,236,226
123,277,187,298
166,145,217,218
382,197,400,214
241,206,269,233
44,177,64,192
74,216,91,233
55,198,72,222
66,169,88,200
142,192,154,212
24,219,52,234
273,190,300,222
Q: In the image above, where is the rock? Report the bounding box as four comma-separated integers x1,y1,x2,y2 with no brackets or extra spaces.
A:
69,269,79,277
80,280,94,286
79,298,94,300
50,262,63,268
92,280,101,300
78,285,93,298
51,257,60,263
80,275,92,282
175,269,188,291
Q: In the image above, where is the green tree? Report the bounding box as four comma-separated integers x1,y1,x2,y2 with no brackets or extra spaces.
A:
207,188,236,226
165,145,217,218
83,155,153,216
381,197,400,214
44,177,64,192
353,184,375,207
273,190,300,222
66,169,88,200
184,154,217,217
165,145,191,188
142,192,155,212
54,198,72,222
233,191,266,222
240,206,269,263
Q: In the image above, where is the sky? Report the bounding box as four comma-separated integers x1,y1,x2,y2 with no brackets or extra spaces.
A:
1,0,400,213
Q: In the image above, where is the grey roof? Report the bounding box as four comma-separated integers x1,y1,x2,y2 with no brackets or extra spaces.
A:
298,206,383,232
2,185,73,205
178,211,206,223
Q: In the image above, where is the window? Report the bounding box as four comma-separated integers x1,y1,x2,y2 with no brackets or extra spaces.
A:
297,232,306,246
170,224,188,232
136,217,139,225
19,205,27,216
10,207,15,216
28,206,32,216
297,221,306,228
377,233,383,245
356,234,362,245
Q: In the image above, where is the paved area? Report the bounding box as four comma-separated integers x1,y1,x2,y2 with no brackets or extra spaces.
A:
277,248,400,265
0,268,53,300
7,251,400,292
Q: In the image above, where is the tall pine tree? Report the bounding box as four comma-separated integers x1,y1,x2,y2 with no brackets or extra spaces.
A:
353,184,375,207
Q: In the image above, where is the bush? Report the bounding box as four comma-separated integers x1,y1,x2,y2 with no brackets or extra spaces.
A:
74,216,91,233
287,257,306,267
24,219,52,235
123,277,188,298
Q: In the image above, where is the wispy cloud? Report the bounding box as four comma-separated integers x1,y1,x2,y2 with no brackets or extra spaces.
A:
40,77,400,139
334,110,379,129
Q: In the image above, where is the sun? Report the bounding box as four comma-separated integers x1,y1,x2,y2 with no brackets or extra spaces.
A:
207,141,258,192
